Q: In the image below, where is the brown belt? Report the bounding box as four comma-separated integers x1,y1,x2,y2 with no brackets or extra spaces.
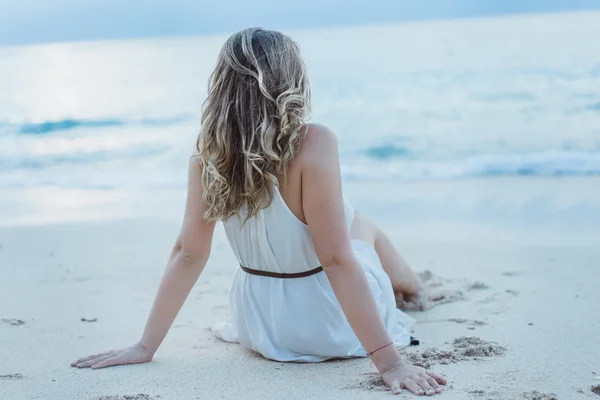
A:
240,264,323,279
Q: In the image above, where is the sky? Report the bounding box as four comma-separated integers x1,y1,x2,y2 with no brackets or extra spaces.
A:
1,0,599,46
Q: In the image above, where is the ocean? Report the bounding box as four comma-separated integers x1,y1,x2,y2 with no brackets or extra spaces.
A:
1,11,599,192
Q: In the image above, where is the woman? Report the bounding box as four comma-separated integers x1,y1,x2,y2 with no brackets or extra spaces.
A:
72,28,446,396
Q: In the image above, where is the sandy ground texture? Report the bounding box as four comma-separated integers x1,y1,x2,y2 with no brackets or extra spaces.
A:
1,178,600,399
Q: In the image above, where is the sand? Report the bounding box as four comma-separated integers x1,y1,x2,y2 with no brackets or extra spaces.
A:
401,337,506,370
522,391,558,400
1,178,600,399
95,396,158,400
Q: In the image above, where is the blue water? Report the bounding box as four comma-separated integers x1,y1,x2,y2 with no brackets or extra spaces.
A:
1,11,599,190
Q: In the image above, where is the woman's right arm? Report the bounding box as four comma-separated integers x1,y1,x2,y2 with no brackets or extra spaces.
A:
300,125,445,396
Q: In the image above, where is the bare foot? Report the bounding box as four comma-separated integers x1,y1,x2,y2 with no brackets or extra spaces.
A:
396,270,466,311
396,288,433,311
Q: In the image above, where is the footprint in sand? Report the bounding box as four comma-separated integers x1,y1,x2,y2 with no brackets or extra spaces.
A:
0,373,25,380
466,282,489,291
448,318,487,327
478,289,519,305
468,389,502,398
402,271,512,312
522,390,558,400
1,319,26,326
429,290,465,306
468,389,486,396
418,318,487,331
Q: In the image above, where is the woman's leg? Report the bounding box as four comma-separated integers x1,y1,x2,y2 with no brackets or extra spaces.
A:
349,211,422,296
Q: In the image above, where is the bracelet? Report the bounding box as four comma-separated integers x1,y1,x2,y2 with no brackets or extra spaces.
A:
367,342,394,356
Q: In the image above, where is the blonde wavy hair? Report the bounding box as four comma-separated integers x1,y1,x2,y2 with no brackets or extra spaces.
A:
197,28,311,222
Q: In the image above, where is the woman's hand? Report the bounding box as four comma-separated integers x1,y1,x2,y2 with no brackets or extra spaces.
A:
381,361,447,396
71,343,153,369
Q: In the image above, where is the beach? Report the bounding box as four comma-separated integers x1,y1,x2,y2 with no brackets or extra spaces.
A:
2,8,600,400
2,177,599,399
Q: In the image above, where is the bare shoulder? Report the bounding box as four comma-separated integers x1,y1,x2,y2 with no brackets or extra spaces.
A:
189,152,201,163
298,123,339,165
188,153,202,173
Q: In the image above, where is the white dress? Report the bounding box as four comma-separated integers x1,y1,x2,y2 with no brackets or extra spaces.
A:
212,188,416,362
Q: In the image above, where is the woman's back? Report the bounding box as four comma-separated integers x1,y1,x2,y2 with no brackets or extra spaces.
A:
223,185,355,275
222,125,354,275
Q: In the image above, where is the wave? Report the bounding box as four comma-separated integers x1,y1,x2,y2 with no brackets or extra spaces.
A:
19,119,124,134
0,147,167,171
586,102,600,111
3,149,600,191
0,116,193,135
344,150,600,180
365,145,412,159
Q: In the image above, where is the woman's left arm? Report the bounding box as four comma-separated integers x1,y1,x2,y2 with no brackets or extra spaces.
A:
71,156,215,369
